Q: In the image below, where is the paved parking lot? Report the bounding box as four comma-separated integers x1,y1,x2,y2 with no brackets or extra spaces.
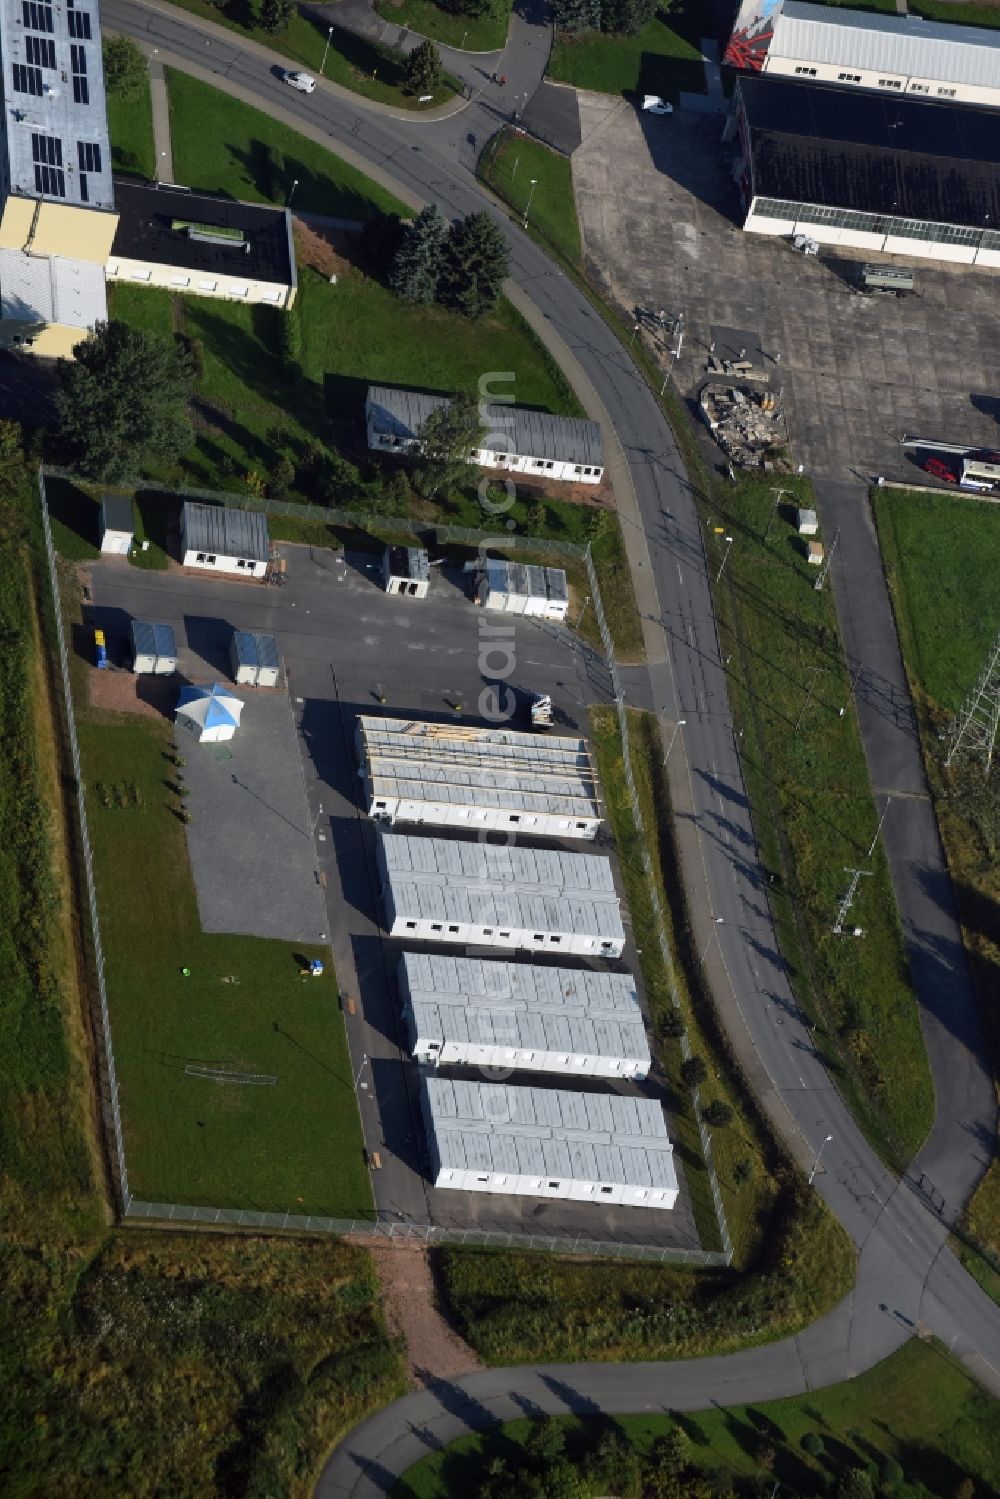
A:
89,542,701,1251
573,96,1000,481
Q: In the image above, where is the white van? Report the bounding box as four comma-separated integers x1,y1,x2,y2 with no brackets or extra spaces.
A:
283,70,316,94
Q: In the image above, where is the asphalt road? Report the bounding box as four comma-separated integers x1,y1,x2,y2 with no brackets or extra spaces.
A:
100,1,1000,1485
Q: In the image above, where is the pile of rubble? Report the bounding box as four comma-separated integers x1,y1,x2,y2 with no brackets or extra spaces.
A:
699,382,791,470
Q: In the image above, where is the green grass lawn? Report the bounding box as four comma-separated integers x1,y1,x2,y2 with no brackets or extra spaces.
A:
908,0,1000,23
479,129,582,269
873,486,1000,1300
706,475,934,1167
76,711,372,1218
161,0,456,106
393,1339,1000,1498
106,84,157,180
376,0,511,50
166,70,410,217
549,1,708,100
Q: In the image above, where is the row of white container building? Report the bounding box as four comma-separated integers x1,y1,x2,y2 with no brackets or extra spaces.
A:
358,712,677,1212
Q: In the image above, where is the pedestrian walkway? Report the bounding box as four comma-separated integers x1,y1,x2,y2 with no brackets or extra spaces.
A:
148,52,173,179
679,38,727,115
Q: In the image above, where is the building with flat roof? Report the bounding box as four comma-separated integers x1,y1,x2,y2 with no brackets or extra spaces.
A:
726,0,1000,110
180,502,270,578
0,0,118,355
357,715,601,839
377,831,626,956
476,558,570,622
365,385,605,485
399,952,651,1078
107,182,297,307
729,73,1000,266
382,545,430,597
421,1076,678,1210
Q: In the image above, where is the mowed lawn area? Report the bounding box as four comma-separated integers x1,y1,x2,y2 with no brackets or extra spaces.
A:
77,713,372,1218
394,1338,1000,1497
549,1,708,100
709,476,934,1165
479,130,582,268
166,70,410,218
106,83,156,181
376,0,511,50
875,487,1000,1300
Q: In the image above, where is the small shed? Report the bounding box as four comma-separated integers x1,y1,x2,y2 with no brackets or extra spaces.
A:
477,559,569,621
796,508,819,536
175,683,243,743
130,620,177,675
229,629,281,687
807,540,825,566
383,545,430,598
100,495,134,555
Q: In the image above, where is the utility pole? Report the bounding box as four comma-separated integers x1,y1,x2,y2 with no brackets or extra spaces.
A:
794,666,824,733
946,629,1000,773
764,486,789,541
833,868,871,935
814,526,840,591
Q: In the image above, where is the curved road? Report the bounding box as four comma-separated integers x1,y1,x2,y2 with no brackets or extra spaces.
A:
101,3,1000,1489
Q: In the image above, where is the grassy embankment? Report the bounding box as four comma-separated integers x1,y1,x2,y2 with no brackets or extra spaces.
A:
874,485,1000,1301
376,0,512,50
160,0,456,106
394,1338,1000,1498
548,0,709,102
0,471,402,1495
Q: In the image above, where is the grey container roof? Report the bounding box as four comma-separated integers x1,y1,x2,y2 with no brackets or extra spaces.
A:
254,632,280,671
0,0,114,211
400,952,650,1066
422,1076,677,1193
385,545,430,582
231,629,257,668
481,558,569,603
101,495,133,533
379,831,624,942
772,2,1000,90
233,629,279,669
182,502,269,562
366,385,604,468
131,619,176,659
359,715,600,820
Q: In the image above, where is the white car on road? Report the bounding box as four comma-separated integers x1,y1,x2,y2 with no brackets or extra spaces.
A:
283,70,316,94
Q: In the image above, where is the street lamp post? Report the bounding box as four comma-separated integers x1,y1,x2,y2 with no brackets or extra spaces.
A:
354,1052,369,1090
522,177,538,229
664,718,686,763
321,25,334,75
288,177,299,207
715,534,734,583
808,1134,833,1185
699,916,724,966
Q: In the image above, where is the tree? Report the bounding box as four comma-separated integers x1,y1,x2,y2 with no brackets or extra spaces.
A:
525,1417,566,1467
439,212,510,319
838,1469,876,1499
279,309,302,382
415,392,484,499
552,0,601,31
389,205,448,305
732,1157,752,1186
600,0,656,34
802,1432,824,1458
404,39,444,95
268,454,295,500
56,321,193,482
702,1099,734,1128
680,1055,708,1088
658,1007,684,1040
879,1456,904,1492
524,498,547,536
258,0,294,32
646,1429,691,1498
0,420,24,496
102,36,147,100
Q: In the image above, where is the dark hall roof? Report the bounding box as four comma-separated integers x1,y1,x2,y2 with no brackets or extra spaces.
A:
111,180,295,284
737,73,1000,228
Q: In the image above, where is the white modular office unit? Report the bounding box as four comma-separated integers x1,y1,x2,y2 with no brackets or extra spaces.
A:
229,629,280,687
181,503,270,578
476,560,570,622
356,715,601,839
130,620,177,675
377,832,625,957
399,952,651,1078
421,1077,678,1211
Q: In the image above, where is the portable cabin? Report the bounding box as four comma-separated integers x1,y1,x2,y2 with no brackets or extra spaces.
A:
130,620,177,675
383,546,430,598
795,508,819,536
99,495,135,555
229,629,281,687
181,502,269,579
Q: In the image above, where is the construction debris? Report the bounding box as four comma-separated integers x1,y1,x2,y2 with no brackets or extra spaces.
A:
699,381,791,471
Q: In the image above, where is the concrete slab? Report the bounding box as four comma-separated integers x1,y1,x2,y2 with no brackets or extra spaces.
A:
180,688,330,944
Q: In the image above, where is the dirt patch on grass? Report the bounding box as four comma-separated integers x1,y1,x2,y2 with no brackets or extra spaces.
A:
89,668,176,720
364,1241,480,1386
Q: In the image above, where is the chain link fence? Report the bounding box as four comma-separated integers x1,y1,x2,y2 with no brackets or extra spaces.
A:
584,548,734,1265
39,472,132,1211
41,469,731,1264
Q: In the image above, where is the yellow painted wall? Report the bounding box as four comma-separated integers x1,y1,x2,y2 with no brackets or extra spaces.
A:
0,319,86,358
0,197,118,262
